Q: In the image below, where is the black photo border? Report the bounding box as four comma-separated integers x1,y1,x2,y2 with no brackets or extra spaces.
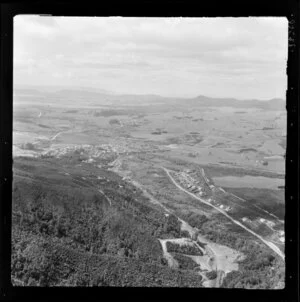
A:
0,0,299,301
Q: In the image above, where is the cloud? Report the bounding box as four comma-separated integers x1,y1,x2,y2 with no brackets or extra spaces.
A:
13,16,287,99
69,60,153,70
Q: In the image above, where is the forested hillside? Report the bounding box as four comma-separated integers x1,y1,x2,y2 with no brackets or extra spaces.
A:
12,157,203,287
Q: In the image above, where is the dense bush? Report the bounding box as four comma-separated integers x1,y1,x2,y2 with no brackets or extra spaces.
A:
162,215,181,238
11,157,204,287
11,229,204,287
206,270,217,280
166,241,203,256
183,213,209,229
172,253,199,271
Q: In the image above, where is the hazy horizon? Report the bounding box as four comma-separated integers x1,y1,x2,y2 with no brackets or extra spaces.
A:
14,83,286,102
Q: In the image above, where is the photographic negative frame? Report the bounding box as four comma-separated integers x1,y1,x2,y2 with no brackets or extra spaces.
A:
0,0,299,301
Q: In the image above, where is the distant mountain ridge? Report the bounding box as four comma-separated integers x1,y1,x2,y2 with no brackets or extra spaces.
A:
14,87,285,111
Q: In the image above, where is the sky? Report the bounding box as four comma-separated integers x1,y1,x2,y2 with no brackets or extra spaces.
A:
14,16,288,99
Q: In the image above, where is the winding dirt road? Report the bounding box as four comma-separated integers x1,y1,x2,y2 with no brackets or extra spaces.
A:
162,167,285,260
50,131,64,141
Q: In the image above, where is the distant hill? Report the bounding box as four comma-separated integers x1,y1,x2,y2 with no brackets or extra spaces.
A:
189,95,285,110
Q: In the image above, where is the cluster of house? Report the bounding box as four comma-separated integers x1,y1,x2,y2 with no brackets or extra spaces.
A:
175,170,206,197
174,169,234,212
44,141,143,161
259,218,275,228
242,217,285,243
42,143,108,158
218,204,231,212
259,218,285,243
242,217,258,227
241,216,273,229
207,198,231,212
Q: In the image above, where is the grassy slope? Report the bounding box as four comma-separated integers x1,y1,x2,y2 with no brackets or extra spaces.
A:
222,187,284,220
